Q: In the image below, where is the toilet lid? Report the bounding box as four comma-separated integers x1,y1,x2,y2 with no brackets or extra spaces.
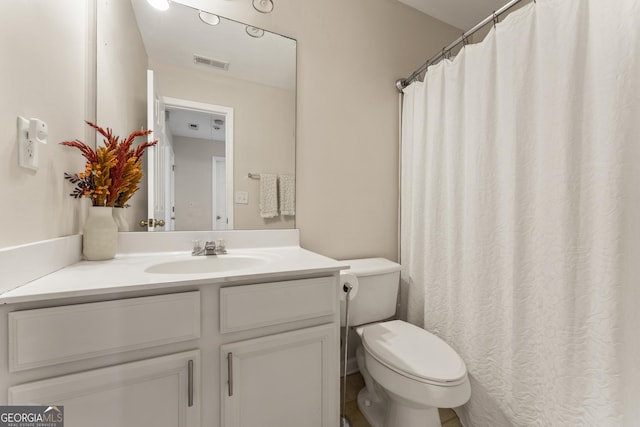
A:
361,320,467,384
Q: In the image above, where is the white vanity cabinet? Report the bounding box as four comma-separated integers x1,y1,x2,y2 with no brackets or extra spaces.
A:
0,270,341,427
219,277,340,427
3,292,202,427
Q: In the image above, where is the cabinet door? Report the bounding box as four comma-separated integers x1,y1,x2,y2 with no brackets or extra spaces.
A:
9,350,200,427
221,324,338,427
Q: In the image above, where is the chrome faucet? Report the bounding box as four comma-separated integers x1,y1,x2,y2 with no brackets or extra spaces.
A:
192,239,227,256
204,241,217,256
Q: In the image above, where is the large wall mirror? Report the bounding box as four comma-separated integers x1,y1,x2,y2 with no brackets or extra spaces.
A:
97,0,296,232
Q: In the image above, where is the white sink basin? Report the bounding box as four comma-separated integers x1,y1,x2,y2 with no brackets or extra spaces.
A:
145,255,268,274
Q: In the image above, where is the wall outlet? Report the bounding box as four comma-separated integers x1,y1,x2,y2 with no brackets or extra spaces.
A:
235,191,249,204
17,116,38,170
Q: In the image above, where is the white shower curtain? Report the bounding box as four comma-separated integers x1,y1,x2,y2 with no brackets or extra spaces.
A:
400,0,640,426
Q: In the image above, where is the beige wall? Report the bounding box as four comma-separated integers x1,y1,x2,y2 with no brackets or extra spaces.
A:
151,59,296,230
0,0,93,248
177,0,461,260
96,0,148,231
0,0,460,259
97,0,147,139
0,0,151,248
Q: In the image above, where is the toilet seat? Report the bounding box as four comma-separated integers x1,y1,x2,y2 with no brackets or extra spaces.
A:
361,320,467,386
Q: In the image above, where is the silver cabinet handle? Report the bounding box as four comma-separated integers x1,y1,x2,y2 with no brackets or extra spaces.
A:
188,359,194,407
227,352,234,397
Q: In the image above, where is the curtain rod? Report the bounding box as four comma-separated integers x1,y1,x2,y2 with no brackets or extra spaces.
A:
396,0,530,91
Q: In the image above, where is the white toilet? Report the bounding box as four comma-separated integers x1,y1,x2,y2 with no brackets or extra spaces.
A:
341,258,470,427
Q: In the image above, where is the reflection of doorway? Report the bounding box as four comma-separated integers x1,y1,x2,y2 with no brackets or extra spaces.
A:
212,156,227,229
163,97,234,230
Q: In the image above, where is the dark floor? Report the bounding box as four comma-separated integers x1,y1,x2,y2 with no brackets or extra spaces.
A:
342,373,463,427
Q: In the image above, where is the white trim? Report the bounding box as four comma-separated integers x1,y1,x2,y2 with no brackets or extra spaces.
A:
162,96,235,230
115,229,300,254
146,70,155,230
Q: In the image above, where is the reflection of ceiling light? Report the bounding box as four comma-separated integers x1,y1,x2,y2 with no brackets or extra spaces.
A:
198,11,220,26
252,0,274,14
147,0,170,11
246,26,264,38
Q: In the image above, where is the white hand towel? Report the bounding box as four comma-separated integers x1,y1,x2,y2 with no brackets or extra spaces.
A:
278,174,295,216
259,173,278,218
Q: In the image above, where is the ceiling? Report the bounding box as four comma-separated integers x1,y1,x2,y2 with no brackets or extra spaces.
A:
130,0,296,91
131,0,296,145
167,107,226,141
398,0,512,30
136,0,508,142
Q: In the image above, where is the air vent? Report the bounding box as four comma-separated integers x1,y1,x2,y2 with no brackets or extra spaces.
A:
193,55,229,71
188,123,199,130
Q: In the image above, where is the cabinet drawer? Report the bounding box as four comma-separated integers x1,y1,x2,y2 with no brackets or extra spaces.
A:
9,291,201,372
220,277,337,333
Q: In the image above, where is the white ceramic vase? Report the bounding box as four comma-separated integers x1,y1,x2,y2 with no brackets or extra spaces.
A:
112,207,130,232
83,206,117,261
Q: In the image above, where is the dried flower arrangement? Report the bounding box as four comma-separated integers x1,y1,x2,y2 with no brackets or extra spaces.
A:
61,121,157,207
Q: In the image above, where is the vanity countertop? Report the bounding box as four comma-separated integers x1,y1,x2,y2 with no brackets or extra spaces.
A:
0,246,349,305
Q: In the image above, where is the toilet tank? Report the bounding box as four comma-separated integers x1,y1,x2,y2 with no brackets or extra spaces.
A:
340,258,401,327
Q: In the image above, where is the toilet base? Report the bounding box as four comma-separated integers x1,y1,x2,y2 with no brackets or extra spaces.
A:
357,387,442,427
357,388,386,427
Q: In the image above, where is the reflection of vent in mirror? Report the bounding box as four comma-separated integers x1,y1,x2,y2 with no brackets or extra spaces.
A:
194,55,229,71
214,119,224,125
188,123,199,130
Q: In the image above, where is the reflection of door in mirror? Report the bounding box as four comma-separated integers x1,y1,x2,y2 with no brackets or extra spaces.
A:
146,70,173,232
158,97,234,231
212,157,227,230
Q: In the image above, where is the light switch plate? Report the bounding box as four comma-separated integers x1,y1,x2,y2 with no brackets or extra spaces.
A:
235,191,249,204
